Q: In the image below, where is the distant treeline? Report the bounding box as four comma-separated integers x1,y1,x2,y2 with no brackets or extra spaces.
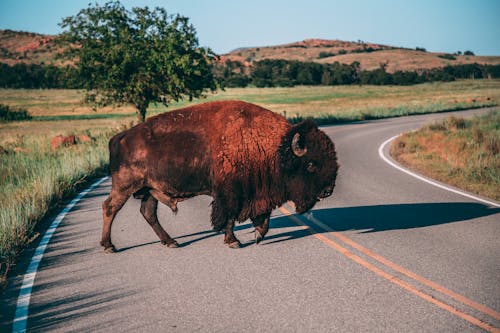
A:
0,63,80,89
214,60,500,88
1,60,500,89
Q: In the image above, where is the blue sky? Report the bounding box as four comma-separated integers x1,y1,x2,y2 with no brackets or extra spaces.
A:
1,0,499,55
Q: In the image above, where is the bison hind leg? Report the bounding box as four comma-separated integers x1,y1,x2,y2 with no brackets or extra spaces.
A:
140,193,179,248
101,189,131,253
211,196,241,248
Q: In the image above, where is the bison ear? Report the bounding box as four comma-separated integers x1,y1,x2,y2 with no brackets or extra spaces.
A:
280,120,318,170
291,132,307,157
290,120,317,157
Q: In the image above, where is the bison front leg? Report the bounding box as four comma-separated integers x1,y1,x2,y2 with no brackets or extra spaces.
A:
140,194,179,248
223,219,241,249
211,196,241,249
251,212,271,244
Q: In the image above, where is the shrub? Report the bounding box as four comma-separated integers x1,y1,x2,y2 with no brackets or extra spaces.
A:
0,104,32,122
318,51,335,59
444,116,468,130
438,54,456,60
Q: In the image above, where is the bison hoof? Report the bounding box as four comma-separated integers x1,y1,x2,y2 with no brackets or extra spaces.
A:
167,241,179,248
161,240,179,248
255,230,264,244
104,245,117,254
228,241,241,249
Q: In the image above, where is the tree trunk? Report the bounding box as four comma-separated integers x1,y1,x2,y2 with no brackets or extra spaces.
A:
137,109,146,123
136,104,147,123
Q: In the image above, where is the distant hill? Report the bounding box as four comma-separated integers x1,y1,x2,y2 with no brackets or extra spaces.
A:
1,30,500,73
0,30,64,66
220,38,500,73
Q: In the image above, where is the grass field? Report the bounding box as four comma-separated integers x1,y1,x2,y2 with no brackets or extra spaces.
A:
0,80,498,126
0,79,499,289
391,111,500,201
161,80,499,124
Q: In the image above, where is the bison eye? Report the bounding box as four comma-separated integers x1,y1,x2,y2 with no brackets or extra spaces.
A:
307,161,317,173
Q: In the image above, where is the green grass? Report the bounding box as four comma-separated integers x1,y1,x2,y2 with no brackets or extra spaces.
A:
1,80,499,123
152,80,500,120
32,113,134,121
286,103,496,125
391,110,500,201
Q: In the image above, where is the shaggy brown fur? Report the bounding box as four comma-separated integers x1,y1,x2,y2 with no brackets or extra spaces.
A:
101,100,338,251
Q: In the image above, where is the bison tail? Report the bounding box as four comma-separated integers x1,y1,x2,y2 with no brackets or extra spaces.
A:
108,132,126,174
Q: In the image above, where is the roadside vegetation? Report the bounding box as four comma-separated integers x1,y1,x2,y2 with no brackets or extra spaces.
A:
391,110,500,201
0,126,126,289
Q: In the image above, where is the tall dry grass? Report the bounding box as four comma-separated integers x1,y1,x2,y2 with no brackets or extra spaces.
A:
391,110,500,201
0,128,118,288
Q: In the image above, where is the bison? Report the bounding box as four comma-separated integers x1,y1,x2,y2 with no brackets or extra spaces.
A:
51,135,77,152
101,100,338,252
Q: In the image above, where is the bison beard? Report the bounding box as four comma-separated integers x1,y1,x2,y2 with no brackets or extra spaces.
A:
101,100,338,252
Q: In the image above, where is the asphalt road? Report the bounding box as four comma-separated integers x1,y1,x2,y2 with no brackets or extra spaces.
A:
2,108,499,332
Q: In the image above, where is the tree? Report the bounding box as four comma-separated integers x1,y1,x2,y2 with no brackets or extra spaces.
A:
59,1,217,122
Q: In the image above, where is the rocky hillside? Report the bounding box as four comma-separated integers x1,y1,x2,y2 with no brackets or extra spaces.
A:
221,38,500,73
1,30,500,73
0,30,63,66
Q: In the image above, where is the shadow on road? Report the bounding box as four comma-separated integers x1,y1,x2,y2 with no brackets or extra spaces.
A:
308,202,498,233
26,288,137,332
88,202,499,250
263,202,499,244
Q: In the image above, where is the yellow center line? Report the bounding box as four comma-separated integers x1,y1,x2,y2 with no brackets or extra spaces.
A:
278,206,500,333
302,211,500,321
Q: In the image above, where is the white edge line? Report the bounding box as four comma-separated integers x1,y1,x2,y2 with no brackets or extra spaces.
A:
379,135,500,208
12,176,109,333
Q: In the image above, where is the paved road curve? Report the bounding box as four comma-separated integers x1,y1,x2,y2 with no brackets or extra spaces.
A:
2,108,499,332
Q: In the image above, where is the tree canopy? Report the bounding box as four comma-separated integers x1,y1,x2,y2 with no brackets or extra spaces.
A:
59,1,217,122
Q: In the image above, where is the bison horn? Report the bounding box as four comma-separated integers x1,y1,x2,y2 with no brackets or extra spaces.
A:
291,132,307,157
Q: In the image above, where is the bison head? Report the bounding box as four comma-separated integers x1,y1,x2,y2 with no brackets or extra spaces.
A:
280,120,339,214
